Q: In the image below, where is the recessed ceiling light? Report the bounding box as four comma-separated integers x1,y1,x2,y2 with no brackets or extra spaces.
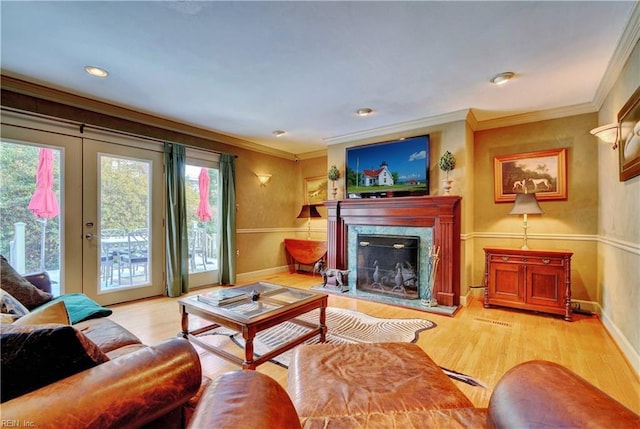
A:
85,66,108,78
272,130,286,137
356,108,374,117
490,72,515,85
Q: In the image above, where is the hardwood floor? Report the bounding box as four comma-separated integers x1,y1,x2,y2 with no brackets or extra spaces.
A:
107,272,640,413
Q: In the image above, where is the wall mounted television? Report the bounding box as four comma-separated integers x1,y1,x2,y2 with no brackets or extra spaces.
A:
345,135,430,199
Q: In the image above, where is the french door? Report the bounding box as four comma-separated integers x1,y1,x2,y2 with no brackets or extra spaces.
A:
2,112,220,305
82,137,164,305
0,120,82,296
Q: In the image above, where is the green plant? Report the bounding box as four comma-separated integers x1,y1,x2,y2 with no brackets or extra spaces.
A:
438,151,456,179
327,165,340,181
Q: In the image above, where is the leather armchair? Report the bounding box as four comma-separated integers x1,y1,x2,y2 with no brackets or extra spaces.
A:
1,338,202,429
188,371,302,429
487,360,640,428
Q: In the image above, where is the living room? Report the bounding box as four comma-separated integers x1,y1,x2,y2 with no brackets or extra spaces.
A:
1,2,639,426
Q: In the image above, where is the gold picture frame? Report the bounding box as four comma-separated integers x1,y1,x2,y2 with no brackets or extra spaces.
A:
494,148,568,203
304,176,327,204
618,86,640,182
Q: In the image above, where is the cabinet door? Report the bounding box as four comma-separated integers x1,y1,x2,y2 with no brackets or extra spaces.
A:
525,265,563,308
489,262,523,303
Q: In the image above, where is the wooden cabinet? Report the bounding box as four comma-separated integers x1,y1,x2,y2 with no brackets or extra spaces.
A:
483,247,573,321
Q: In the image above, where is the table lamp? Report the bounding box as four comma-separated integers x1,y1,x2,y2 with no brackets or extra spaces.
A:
297,204,321,240
509,192,544,250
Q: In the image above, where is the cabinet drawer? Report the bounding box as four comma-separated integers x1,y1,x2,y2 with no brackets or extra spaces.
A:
489,254,565,267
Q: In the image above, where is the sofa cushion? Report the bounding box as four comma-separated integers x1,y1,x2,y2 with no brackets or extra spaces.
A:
23,271,52,293
105,343,149,360
0,314,15,324
74,317,141,353
0,323,109,402
0,256,53,310
0,289,29,322
48,293,112,324
14,301,70,326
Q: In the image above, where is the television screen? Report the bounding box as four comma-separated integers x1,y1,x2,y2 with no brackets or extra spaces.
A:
345,135,430,198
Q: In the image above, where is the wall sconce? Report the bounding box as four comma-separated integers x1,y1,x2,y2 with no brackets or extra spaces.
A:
509,192,544,250
255,173,272,186
296,204,322,239
590,123,619,150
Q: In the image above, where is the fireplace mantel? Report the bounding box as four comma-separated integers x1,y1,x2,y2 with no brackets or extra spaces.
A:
324,196,462,306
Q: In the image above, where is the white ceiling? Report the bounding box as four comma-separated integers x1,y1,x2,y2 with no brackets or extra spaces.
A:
1,1,638,156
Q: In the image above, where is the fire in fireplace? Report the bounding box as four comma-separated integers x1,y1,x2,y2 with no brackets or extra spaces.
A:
356,234,420,299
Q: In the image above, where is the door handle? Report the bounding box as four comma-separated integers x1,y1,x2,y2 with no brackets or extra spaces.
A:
85,233,97,240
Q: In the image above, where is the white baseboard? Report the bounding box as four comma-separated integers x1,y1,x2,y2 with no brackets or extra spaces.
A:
236,265,289,283
599,308,640,377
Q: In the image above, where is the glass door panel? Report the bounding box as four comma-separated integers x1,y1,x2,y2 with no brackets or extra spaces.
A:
185,160,219,288
0,141,62,293
99,155,151,290
0,118,82,297
83,138,163,305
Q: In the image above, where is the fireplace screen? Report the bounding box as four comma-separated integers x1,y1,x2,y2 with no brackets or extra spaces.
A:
356,234,420,299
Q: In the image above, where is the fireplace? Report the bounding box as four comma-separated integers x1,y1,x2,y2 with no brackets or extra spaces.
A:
356,234,420,299
324,196,461,308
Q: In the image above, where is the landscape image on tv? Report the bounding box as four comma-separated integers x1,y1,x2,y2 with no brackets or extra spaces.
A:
345,135,430,198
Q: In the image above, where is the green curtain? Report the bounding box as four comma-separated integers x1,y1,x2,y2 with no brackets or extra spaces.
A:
219,153,236,285
164,142,189,297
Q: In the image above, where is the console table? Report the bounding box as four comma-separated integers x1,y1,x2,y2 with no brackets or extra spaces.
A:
284,238,327,273
483,247,573,321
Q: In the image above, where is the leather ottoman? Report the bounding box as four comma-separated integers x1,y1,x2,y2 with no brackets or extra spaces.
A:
288,342,486,428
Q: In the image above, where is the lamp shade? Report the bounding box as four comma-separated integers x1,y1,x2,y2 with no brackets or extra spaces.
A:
590,123,619,145
509,193,544,215
297,204,322,219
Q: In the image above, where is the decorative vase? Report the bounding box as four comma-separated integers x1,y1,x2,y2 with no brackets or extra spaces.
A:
441,179,453,195
331,181,338,199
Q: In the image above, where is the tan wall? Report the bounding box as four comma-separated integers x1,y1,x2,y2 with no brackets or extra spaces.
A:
596,39,639,370
473,114,600,302
235,152,328,277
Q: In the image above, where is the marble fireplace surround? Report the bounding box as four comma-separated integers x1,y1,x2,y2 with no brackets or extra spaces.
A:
324,196,462,307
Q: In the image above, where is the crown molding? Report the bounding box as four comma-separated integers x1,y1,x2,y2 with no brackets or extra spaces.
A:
465,109,479,131
323,109,470,145
0,74,296,160
592,1,640,110
295,149,327,160
473,103,598,131
322,102,600,144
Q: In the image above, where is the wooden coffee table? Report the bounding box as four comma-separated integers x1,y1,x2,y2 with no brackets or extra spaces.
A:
178,282,328,369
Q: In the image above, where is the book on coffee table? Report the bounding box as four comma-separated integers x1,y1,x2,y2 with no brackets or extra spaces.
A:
197,289,247,306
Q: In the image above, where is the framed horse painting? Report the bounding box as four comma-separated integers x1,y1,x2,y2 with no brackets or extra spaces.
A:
304,176,328,204
493,148,568,203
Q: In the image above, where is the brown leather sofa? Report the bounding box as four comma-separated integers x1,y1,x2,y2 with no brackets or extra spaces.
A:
189,342,639,429
1,317,203,429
